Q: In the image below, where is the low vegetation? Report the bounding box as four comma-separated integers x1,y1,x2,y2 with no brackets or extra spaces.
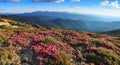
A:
0,17,119,65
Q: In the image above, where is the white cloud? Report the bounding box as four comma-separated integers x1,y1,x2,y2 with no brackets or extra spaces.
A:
2,6,120,17
101,0,110,6
11,0,20,2
32,0,64,3
110,1,119,8
101,0,120,8
71,0,80,2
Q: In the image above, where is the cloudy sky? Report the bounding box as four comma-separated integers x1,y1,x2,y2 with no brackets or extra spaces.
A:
0,0,120,17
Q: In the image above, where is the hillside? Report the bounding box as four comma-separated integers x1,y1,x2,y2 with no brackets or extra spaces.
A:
0,17,120,65
86,21,120,32
100,29,120,37
1,15,87,31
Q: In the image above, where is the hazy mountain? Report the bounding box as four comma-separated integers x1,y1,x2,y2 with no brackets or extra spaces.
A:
1,11,120,32
4,15,87,31
18,11,120,22
86,21,120,32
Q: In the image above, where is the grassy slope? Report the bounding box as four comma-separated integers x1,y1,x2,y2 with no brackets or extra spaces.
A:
0,18,120,65
100,29,120,37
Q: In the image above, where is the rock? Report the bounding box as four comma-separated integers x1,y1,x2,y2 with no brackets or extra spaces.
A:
21,48,33,63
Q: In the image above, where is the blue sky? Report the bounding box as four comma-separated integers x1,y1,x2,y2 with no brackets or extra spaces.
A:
0,0,120,17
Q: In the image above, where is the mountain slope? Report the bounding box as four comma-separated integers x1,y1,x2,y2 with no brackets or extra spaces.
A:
3,15,88,31
0,16,120,65
100,29,120,37
86,21,120,32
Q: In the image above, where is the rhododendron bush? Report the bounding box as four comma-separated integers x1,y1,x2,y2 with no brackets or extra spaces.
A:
0,25,119,65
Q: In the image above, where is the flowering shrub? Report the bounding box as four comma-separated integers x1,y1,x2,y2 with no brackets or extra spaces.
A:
8,33,31,47
31,44,60,65
31,38,74,65
0,21,119,65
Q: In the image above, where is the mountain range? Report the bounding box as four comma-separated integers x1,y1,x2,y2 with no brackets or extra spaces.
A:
1,11,120,32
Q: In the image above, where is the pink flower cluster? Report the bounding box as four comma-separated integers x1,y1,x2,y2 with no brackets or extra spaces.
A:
86,47,96,52
31,44,59,65
32,35,45,43
30,32,75,64
88,33,96,37
83,41,90,45
100,63,104,65
63,31,92,46
8,35,30,47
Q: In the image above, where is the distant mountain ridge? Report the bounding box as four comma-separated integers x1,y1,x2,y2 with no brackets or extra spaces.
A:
2,15,87,31
1,11,120,32
18,11,120,22
17,11,120,32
